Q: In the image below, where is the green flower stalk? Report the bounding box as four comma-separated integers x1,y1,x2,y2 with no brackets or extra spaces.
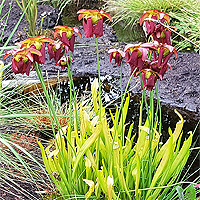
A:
53,25,82,132
108,48,126,145
77,8,113,117
77,8,113,171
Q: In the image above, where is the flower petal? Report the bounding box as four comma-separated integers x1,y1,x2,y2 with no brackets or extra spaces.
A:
93,18,103,37
69,34,75,52
83,18,94,38
194,184,200,189
99,9,113,22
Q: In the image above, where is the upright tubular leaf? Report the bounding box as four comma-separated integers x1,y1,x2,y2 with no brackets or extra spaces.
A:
0,60,4,89
146,133,173,198
72,125,101,178
153,109,184,167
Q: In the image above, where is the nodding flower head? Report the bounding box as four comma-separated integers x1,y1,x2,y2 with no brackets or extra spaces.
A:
54,26,82,52
56,55,73,69
123,41,177,91
152,27,172,45
157,43,178,66
140,9,170,34
47,40,65,64
77,9,113,38
139,69,161,91
108,49,125,66
15,35,52,64
3,48,41,76
124,43,157,75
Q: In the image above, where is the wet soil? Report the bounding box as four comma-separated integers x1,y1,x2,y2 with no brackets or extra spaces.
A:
0,1,200,199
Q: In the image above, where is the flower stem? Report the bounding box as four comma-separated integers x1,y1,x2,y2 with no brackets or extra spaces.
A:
67,50,79,133
70,50,79,133
148,90,154,187
34,62,76,154
96,37,102,117
96,37,101,171
155,81,162,134
67,58,73,127
120,61,124,146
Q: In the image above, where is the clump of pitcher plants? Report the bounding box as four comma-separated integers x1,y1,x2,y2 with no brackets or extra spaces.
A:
2,8,198,200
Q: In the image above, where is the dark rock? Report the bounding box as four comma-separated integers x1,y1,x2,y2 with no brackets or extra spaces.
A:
0,1,60,46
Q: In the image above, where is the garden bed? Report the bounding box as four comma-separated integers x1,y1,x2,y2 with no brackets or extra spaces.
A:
0,1,199,199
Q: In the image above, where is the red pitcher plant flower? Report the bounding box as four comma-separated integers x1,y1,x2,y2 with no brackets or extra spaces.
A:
152,27,174,45
140,9,172,45
3,48,41,76
124,43,157,75
56,55,72,69
15,35,52,64
139,68,161,91
108,49,125,66
149,60,172,81
54,26,82,52
140,9,170,35
77,9,113,38
156,43,178,79
47,40,65,64
124,41,177,91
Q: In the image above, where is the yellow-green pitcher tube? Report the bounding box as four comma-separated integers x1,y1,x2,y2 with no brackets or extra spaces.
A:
0,60,4,89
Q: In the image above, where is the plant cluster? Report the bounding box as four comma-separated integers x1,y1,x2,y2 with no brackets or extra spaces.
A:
0,2,200,200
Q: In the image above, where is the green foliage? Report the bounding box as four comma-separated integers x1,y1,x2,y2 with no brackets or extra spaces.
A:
38,78,193,199
0,1,198,198
170,11,200,52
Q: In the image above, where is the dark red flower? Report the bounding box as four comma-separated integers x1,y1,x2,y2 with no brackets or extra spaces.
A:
54,26,82,52
139,69,161,91
140,9,175,45
47,40,65,63
15,35,52,64
108,49,125,66
150,60,172,80
3,48,41,76
31,43,46,64
156,44,177,78
140,9,170,35
152,26,177,45
124,43,157,75
57,56,72,69
77,9,113,38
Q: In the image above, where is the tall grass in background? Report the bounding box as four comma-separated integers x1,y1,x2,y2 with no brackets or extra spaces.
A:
105,0,200,51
